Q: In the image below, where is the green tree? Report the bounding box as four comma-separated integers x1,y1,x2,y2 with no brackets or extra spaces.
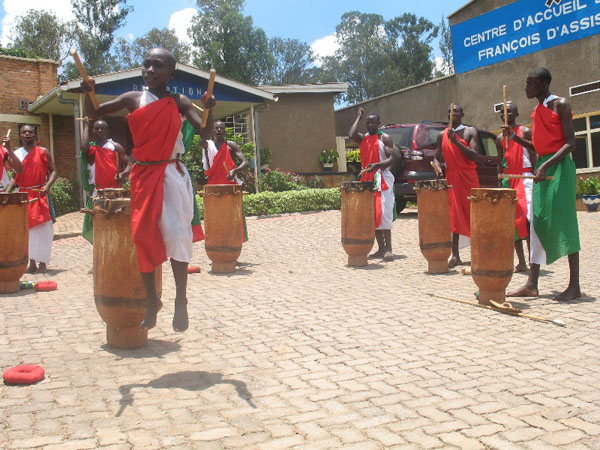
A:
63,0,133,78
7,10,75,63
436,16,454,76
114,27,191,70
266,37,316,85
321,11,438,104
189,0,273,84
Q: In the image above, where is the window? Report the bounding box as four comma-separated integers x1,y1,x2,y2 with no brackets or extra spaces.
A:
574,112,600,171
224,113,250,142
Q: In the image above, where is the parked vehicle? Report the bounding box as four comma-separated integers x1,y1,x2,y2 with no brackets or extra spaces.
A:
382,121,500,213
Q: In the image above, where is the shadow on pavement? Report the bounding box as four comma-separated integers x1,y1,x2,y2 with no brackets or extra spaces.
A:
209,267,255,276
117,370,256,416
549,291,596,304
347,263,385,270
101,339,182,359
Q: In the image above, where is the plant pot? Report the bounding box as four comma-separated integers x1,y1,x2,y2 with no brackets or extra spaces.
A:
322,162,334,173
582,194,600,212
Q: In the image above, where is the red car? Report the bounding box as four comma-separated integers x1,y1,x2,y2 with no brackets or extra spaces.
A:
381,121,500,212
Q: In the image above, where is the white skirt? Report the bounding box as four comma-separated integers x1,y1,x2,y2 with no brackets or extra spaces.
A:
29,220,53,264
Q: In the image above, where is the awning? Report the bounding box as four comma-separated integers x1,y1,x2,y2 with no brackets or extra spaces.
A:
29,63,276,118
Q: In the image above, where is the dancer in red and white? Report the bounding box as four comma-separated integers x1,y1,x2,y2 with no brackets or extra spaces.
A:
6,124,57,273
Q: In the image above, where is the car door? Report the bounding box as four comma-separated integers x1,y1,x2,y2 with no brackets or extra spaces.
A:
476,129,500,188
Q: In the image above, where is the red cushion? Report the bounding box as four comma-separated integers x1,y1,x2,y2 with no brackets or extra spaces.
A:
3,365,45,384
35,281,57,291
187,266,200,274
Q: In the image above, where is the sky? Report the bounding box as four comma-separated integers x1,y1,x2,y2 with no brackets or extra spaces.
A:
0,0,469,62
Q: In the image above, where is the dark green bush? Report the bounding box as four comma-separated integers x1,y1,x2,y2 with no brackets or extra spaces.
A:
195,188,340,219
50,177,78,216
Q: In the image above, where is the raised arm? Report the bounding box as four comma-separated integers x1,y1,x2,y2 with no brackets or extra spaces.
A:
81,117,91,153
178,93,215,140
449,127,478,161
349,108,364,144
81,79,139,118
1,136,23,173
501,124,535,152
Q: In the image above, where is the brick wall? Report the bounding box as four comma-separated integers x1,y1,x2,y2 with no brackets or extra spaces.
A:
0,54,58,167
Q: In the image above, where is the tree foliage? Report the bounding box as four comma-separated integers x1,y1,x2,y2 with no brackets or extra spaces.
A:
321,11,438,104
437,16,454,76
189,0,272,85
8,10,75,63
64,0,133,78
114,27,191,70
265,37,316,85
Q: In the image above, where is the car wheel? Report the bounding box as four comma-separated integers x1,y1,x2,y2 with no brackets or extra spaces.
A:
395,195,407,214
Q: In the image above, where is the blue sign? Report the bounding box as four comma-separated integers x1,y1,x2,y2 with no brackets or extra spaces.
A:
451,0,600,74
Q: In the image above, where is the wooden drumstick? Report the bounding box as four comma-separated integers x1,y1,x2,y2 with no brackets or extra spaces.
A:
430,160,442,177
193,103,204,113
223,161,230,176
503,85,509,150
201,69,216,128
498,174,554,180
70,49,100,110
449,103,454,131
5,129,11,138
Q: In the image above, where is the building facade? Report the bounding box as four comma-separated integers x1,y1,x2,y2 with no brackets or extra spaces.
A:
336,0,600,175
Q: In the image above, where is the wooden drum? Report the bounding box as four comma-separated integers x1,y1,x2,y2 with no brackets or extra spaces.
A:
203,184,243,273
470,188,517,305
415,179,451,274
341,181,375,267
92,188,162,349
0,192,28,293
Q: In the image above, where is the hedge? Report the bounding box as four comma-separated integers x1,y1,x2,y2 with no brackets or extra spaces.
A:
196,188,341,219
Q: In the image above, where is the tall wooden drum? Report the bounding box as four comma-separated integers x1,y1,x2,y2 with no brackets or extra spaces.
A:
341,181,375,267
415,179,451,273
0,192,28,293
203,184,243,273
92,188,162,349
470,188,517,305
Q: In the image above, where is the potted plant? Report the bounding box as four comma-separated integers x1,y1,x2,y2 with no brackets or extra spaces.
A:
578,176,600,212
346,149,361,179
319,147,339,173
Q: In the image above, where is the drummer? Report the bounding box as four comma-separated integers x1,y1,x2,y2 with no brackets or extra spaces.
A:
201,120,250,242
495,102,535,273
433,104,480,268
1,132,24,190
81,48,216,332
6,124,58,274
81,118,130,243
349,108,396,261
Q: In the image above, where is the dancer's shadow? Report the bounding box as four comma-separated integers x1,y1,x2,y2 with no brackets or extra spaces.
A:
102,339,181,360
117,370,256,416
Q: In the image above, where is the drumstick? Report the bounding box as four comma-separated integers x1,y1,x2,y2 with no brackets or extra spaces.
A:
449,103,454,131
223,161,230,176
430,160,442,177
498,174,554,180
503,85,509,150
201,69,216,128
70,49,100,110
5,129,11,138
193,103,204,113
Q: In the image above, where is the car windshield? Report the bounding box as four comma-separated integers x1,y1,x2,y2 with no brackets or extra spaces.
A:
383,127,414,148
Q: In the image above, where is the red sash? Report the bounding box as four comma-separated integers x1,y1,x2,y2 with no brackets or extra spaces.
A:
89,144,119,189
359,134,380,183
14,146,51,228
502,126,529,239
442,129,479,236
531,103,565,155
205,142,236,185
127,96,181,273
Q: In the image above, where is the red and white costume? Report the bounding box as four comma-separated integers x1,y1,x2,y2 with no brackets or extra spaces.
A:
359,134,395,230
14,146,53,264
88,139,119,192
441,127,479,237
501,125,533,239
127,90,201,273
203,140,242,185
0,146,10,189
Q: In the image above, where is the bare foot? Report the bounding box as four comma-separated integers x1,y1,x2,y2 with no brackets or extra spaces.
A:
173,298,188,332
514,263,528,273
507,284,538,297
141,300,163,330
448,256,462,268
368,249,385,260
36,263,48,274
554,285,581,302
382,251,394,262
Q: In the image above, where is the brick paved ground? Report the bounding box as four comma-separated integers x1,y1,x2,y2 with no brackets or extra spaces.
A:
1,208,600,449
